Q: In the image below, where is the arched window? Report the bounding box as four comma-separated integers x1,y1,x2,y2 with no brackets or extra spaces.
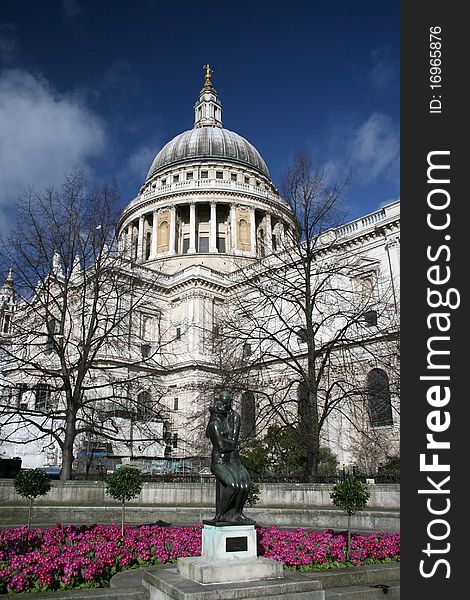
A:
45,318,57,354
136,391,152,421
367,369,393,427
145,231,152,260
240,391,256,439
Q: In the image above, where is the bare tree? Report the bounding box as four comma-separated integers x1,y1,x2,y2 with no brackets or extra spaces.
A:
0,172,170,479
220,152,399,481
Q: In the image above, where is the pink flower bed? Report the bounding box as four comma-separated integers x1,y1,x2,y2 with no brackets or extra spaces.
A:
0,524,399,594
258,526,400,569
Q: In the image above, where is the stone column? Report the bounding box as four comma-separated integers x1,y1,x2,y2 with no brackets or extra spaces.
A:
188,202,197,254
250,208,256,255
169,206,177,255
385,237,400,314
126,224,132,258
265,212,273,254
209,202,218,253
151,210,158,258
230,204,237,253
137,215,144,261
118,231,125,254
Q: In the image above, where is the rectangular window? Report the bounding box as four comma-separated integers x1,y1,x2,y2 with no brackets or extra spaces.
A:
199,236,209,253
244,176,250,184
176,327,181,340
141,343,151,359
161,178,166,186
186,172,193,180
231,172,237,182
216,171,223,179
172,433,178,448
35,385,52,412
201,170,208,179
182,237,190,253
17,384,28,409
173,397,179,411
216,236,226,253
364,310,378,327
243,343,252,358
173,174,179,183
2,313,11,334
45,318,57,354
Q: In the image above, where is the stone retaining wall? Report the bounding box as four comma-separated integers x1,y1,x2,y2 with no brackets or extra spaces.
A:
0,479,400,531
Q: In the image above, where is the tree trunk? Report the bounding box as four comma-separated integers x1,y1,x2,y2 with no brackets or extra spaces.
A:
61,437,75,480
300,384,320,482
121,500,125,539
347,514,351,559
60,402,77,480
27,497,32,529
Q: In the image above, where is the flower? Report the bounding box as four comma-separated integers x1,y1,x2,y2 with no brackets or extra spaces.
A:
0,523,399,593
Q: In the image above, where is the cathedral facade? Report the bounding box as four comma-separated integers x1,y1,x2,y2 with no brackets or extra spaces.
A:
0,68,400,476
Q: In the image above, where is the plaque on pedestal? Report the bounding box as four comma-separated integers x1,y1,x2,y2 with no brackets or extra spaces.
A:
202,523,257,561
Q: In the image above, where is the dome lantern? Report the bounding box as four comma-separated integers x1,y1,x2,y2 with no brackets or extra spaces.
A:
193,64,223,129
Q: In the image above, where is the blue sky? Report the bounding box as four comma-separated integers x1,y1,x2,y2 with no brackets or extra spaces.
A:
0,0,399,233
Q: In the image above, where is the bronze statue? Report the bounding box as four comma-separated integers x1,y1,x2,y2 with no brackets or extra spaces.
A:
203,63,213,87
205,391,254,524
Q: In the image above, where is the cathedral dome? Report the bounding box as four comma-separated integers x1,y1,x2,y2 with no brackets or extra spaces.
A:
145,65,270,183
118,66,296,273
146,127,270,181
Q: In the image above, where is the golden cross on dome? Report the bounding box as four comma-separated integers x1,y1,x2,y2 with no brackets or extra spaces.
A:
203,64,213,87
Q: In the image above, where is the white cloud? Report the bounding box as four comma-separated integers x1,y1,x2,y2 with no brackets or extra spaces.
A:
0,69,106,228
351,113,399,183
62,0,83,20
0,23,19,63
125,143,161,181
368,47,397,91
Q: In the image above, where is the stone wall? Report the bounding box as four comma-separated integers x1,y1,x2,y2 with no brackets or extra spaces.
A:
0,479,400,531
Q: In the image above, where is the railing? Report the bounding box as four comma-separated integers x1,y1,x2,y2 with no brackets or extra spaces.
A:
69,471,400,484
137,178,284,206
251,472,400,484
335,208,387,238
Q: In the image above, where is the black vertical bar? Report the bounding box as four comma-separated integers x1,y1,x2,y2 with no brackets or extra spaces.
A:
401,3,466,597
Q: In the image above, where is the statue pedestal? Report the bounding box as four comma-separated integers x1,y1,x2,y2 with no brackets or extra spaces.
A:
202,523,257,560
177,523,282,584
141,523,327,598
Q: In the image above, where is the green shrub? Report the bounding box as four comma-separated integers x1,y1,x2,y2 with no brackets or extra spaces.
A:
14,469,52,528
317,447,339,478
330,477,370,557
246,481,261,507
105,466,143,537
241,427,338,480
240,444,270,475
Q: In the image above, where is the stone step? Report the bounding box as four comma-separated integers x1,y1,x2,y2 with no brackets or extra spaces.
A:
143,566,324,600
325,580,400,599
3,587,149,600
311,564,400,589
